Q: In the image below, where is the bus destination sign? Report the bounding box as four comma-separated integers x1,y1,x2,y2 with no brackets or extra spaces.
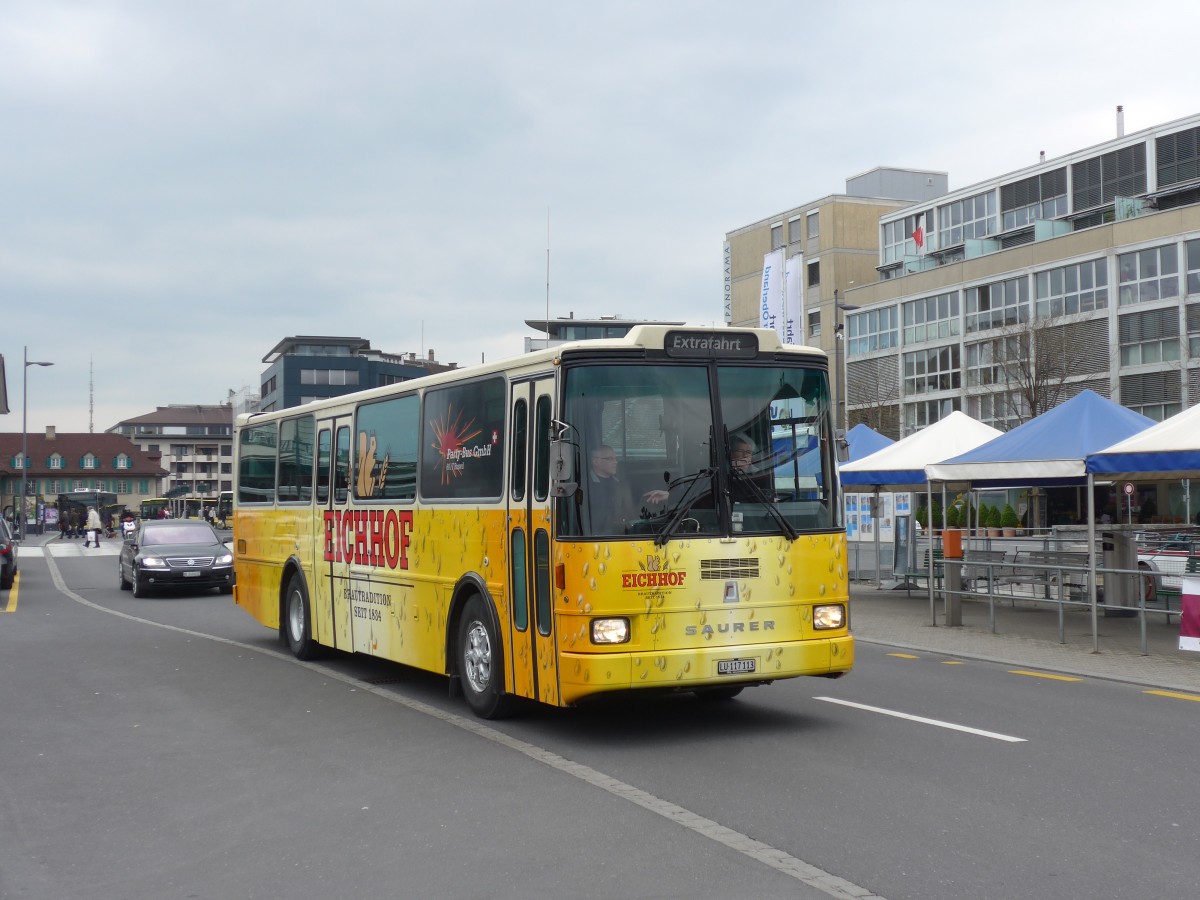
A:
664,331,758,359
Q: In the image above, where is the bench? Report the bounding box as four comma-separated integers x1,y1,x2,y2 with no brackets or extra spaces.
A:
1014,550,1090,600
963,549,1009,590
904,548,944,597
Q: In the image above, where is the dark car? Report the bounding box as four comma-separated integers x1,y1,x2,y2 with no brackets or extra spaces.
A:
118,519,234,598
0,518,17,590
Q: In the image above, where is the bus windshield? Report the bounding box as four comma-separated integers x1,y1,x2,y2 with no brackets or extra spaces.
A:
556,361,837,540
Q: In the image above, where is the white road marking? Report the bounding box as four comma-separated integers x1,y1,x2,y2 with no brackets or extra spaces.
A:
814,696,1027,743
39,550,887,900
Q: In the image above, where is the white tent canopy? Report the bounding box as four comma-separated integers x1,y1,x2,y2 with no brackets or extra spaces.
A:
840,411,1002,490
1087,402,1200,480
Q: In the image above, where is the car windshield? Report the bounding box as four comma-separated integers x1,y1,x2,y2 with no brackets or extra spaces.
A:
141,523,217,546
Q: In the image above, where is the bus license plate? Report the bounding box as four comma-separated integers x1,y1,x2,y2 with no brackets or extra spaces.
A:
717,658,755,676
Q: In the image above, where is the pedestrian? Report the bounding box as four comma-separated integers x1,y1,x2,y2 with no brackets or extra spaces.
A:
59,513,69,541
84,506,103,548
68,508,80,539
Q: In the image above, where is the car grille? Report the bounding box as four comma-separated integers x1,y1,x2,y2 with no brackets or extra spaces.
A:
165,556,216,568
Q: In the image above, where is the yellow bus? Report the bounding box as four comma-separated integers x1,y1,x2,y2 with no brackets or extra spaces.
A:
232,326,852,717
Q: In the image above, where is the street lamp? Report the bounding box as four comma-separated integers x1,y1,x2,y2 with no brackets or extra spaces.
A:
20,347,54,538
833,289,861,436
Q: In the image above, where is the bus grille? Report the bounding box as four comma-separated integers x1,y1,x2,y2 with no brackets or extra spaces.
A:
700,558,759,579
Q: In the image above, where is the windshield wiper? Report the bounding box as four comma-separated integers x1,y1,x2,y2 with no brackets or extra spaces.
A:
653,468,715,547
730,468,798,541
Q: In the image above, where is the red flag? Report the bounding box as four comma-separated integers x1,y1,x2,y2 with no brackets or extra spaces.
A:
1181,576,1200,652
911,215,924,251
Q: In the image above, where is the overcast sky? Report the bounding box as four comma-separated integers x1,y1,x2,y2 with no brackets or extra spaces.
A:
2,0,1196,435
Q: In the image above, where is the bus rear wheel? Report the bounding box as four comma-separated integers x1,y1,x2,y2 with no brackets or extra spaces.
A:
693,686,744,702
284,574,321,660
457,596,513,719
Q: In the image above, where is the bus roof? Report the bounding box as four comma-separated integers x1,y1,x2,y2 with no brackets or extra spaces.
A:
235,325,828,427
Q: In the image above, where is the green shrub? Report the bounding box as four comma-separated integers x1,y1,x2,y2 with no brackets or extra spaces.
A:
1001,504,1019,528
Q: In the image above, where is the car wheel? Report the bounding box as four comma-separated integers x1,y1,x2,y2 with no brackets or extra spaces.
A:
1,566,12,590
284,574,321,660
132,572,150,599
457,596,513,719
118,562,131,591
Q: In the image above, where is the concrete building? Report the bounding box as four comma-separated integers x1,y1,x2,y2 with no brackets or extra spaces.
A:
841,110,1200,449
523,315,685,352
1,428,167,527
724,167,949,432
258,336,456,412
109,405,235,499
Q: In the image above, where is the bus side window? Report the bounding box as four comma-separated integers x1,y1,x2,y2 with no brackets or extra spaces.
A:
334,426,350,504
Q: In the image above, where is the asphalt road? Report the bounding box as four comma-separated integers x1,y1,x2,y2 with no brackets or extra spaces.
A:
2,539,1196,900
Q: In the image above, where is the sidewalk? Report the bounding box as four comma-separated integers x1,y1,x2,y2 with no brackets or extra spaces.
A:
850,581,1200,694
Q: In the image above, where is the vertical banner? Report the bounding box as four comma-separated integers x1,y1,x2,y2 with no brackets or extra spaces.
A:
759,249,784,340
784,254,802,345
1180,576,1200,652
723,241,732,324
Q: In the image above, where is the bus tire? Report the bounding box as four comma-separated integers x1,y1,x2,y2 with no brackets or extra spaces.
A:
457,596,512,719
284,574,322,661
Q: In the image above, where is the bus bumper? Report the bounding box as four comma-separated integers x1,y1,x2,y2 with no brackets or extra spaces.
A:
557,634,854,705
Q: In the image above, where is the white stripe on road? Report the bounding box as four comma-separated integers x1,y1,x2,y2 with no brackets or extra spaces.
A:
814,696,1027,743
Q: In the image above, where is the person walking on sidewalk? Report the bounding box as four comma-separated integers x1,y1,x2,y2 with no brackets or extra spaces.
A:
84,506,103,548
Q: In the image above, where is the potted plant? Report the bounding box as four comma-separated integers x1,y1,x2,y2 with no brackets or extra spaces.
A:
1000,504,1020,537
942,504,962,558
986,505,1003,537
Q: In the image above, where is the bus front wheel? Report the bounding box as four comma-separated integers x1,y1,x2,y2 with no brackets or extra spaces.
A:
457,596,512,719
284,574,321,661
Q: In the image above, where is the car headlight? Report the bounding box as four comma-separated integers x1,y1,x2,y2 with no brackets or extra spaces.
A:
140,556,166,568
591,617,630,644
813,604,846,630
216,553,233,565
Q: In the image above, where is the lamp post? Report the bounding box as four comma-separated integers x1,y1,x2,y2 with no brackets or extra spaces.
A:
20,347,54,538
833,289,861,436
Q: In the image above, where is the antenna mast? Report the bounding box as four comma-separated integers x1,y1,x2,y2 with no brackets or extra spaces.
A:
89,357,94,433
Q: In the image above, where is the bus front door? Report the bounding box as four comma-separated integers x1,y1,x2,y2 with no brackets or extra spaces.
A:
508,378,561,706
314,416,353,651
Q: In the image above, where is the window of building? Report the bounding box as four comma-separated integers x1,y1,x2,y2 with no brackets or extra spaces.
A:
170,444,190,456
48,454,63,469
808,310,821,339
300,369,361,386
1072,144,1147,211
1184,239,1200,296
261,376,277,397
1188,303,1200,357
937,191,997,247
115,480,129,493
968,391,1026,432
1035,259,1109,318
1155,125,1200,189
47,479,63,493
902,291,960,344
846,306,899,354
965,277,1029,333
806,260,820,288
82,454,98,470
1118,244,1179,306
114,453,131,469
903,396,960,433
73,479,85,491
1121,370,1182,421
770,223,784,250
1001,168,1068,230
964,335,1026,388
881,212,929,264
788,217,802,244
1119,308,1181,366
806,211,819,241
902,345,961,396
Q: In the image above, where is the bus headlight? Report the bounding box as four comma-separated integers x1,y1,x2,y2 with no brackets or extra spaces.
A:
591,618,630,644
813,604,846,630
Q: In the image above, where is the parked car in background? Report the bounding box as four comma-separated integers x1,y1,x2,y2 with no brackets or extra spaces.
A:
118,519,234,598
0,518,18,590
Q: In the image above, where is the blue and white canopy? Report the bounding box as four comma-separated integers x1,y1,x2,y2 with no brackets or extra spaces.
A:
840,411,1002,489
1087,402,1200,480
926,390,1153,486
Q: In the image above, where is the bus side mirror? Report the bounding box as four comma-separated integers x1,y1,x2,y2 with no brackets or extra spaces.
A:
549,440,577,497
835,431,850,463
